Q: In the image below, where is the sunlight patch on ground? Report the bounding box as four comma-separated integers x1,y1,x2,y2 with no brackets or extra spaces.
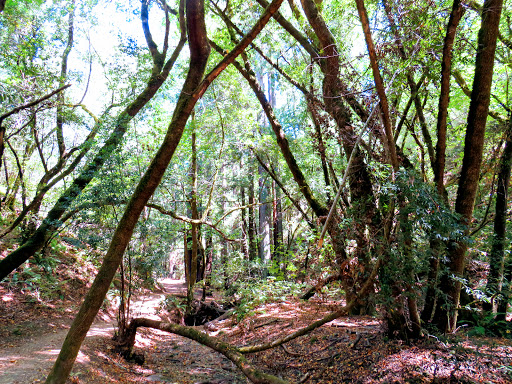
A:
130,295,165,320
0,355,23,362
75,350,90,364
1,293,13,302
86,324,115,337
36,348,61,356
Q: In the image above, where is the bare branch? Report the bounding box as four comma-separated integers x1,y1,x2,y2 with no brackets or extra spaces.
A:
0,84,71,123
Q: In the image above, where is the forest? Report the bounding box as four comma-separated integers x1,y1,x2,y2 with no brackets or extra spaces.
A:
0,0,511,383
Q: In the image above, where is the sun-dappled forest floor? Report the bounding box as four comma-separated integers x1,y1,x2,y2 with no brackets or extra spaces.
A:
1,277,512,383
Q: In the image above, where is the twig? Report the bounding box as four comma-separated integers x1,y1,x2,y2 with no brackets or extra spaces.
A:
280,344,303,356
349,333,362,349
254,318,279,329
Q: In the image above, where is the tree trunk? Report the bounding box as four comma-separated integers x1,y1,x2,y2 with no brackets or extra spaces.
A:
300,0,377,314
258,164,271,267
484,120,512,314
272,178,284,267
355,0,398,170
241,185,250,259
248,162,258,261
307,98,331,201
434,0,503,333
420,1,465,323
433,0,465,197
187,129,200,309
202,228,213,300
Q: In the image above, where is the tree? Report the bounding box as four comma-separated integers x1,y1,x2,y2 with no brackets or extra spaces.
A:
45,0,284,382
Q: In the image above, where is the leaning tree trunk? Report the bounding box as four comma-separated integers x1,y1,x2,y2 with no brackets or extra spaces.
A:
44,2,211,382
434,0,504,333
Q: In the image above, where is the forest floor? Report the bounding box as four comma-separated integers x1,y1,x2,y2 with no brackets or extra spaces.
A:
1,277,512,384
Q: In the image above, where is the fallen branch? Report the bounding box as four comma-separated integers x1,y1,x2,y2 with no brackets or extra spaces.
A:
119,318,288,384
300,273,341,300
120,255,383,384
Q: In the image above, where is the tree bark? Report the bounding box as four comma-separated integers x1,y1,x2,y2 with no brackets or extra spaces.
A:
434,0,504,332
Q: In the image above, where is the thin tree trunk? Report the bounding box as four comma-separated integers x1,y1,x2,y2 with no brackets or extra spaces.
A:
188,130,199,308
258,164,271,267
248,164,258,261
433,0,465,197
307,98,331,200
382,0,435,171
273,178,284,266
422,2,465,323
241,185,250,259
484,120,512,314
202,228,213,299
355,0,398,170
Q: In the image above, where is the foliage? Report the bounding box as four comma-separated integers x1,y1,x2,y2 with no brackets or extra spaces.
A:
0,0,511,353
230,277,305,321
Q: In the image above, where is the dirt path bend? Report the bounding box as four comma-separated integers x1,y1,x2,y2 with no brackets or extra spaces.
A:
0,279,178,384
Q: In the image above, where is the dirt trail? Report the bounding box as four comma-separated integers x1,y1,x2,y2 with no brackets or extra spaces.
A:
0,279,183,384
0,321,114,384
